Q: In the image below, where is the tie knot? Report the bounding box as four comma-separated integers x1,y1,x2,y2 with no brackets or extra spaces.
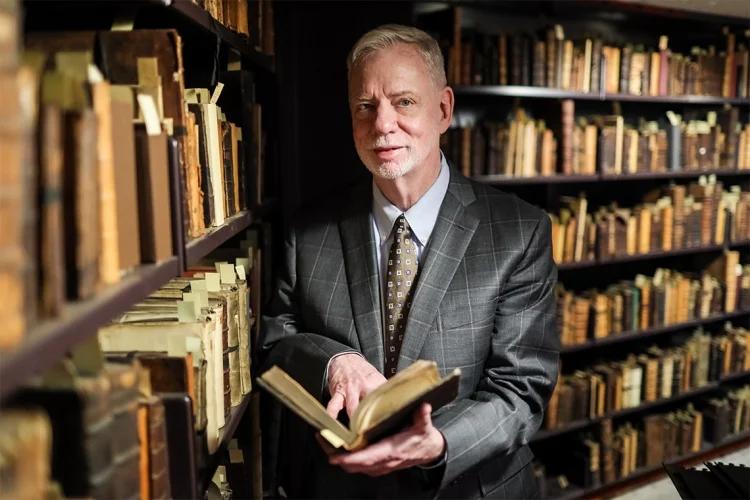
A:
395,214,409,234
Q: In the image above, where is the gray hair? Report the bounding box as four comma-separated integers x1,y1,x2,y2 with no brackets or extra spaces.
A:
347,24,447,88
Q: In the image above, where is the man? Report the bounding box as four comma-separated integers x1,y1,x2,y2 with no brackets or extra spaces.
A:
260,24,558,499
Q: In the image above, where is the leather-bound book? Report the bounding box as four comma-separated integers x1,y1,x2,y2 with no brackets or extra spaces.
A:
63,108,100,300
560,99,575,175
0,410,53,498
134,126,174,263
644,414,665,466
37,102,66,317
533,39,545,87
106,361,141,500
109,86,142,271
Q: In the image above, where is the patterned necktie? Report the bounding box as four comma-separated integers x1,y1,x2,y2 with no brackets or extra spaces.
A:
384,214,419,377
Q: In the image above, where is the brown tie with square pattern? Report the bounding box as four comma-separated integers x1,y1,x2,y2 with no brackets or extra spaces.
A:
384,214,419,378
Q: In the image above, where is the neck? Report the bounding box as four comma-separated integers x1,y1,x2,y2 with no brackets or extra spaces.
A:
375,151,441,212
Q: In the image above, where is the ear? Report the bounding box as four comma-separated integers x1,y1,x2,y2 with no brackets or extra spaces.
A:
438,86,454,134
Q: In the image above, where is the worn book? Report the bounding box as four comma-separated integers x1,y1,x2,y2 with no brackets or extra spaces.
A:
258,360,460,451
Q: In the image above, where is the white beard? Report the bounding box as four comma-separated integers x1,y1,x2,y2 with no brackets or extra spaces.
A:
358,142,426,180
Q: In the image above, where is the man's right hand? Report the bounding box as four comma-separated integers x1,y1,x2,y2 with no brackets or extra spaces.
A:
326,353,386,420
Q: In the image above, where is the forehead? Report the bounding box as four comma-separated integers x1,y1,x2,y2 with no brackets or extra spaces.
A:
350,43,433,93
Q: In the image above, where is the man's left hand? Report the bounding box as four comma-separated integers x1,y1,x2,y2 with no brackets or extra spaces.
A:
327,403,445,476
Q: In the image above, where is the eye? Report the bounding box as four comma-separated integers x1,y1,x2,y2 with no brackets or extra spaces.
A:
398,98,413,107
356,102,373,112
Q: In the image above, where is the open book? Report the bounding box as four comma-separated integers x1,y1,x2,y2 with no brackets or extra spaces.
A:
257,360,460,451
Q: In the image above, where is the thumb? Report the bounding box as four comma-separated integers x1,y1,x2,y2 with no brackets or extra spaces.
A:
413,403,433,430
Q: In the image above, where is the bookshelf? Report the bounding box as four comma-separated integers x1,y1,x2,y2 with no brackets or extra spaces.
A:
418,0,750,497
534,370,750,443
561,309,750,354
455,84,750,105
1,0,277,498
476,169,750,185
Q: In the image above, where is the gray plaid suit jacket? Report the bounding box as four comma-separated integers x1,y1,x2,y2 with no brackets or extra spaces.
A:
261,165,559,499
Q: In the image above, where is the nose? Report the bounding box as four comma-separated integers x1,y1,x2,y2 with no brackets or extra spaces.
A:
373,101,397,135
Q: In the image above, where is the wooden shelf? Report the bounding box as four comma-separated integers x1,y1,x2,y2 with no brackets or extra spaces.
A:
533,371,750,443
199,393,252,491
185,211,253,266
22,0,274,73
454,85,750,105
555,429,750,500
0,256,181,400
474,169,750,186
561,310,750,354
557,239,750,271
168,0,274,72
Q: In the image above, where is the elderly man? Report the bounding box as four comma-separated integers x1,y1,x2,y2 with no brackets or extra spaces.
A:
260,24,558,499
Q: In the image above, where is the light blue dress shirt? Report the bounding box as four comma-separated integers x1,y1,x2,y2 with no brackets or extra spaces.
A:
371,154,451,302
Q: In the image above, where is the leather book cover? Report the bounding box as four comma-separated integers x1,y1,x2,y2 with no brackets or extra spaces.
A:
63,109,100,300
221,119,236,217
0,410,53,499
105,362,141,500
109,86,141,271
134,126,173,263
38,103,66,317
188,102,215,227
92,81,121,286
184,110,206,237
147,397,172,499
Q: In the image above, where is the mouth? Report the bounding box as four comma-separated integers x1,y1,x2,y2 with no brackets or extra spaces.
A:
372,146,404,160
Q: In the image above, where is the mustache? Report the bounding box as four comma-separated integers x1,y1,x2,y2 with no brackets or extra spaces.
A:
369,138,406,149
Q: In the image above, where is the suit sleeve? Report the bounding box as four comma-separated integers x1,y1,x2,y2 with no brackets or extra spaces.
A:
432,213,560,488
259,223,359,398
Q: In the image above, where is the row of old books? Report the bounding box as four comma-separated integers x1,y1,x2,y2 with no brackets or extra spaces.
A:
557,253,750,347
442,108,557,178
549,181,750,264
447,19,750,98
26,29,266,241
538,384,750,494
183,86,251,234
193,0,275,55
98,256,256,454
1,355,172,499
1,28,268,352
546,324,750,430
445,104,750,178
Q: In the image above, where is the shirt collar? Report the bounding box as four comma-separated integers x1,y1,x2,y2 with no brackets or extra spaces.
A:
372,153,450,247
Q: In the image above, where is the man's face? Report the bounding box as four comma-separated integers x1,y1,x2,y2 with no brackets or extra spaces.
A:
349,44,447,180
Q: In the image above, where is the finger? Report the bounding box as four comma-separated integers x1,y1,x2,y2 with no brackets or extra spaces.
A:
412,402,433,431
345,389,360,418
326,391,345,418
330,438,392,466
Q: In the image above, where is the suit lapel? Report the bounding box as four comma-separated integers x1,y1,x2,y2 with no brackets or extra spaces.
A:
397,170,479,371
338,183,385,372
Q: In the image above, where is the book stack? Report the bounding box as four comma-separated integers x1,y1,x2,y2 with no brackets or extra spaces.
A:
556,252,748,347
98,257,254,454
445,20,750,98
549,182,750,265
